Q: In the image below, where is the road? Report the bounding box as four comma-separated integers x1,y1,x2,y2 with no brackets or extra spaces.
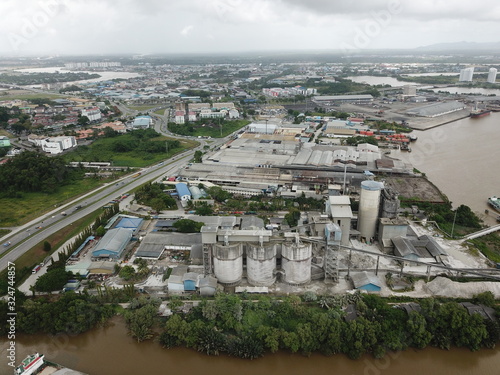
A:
0,102,236,272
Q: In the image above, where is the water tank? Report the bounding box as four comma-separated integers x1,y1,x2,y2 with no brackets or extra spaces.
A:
246,243,277,286
357,180,384,240
213,243,243,285
281,241,312,285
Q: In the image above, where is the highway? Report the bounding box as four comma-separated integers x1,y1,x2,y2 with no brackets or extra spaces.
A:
0,104,233,272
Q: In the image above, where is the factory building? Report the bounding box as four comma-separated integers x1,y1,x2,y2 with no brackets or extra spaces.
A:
92,227,133,259
325,195,353,246
406,101,467,118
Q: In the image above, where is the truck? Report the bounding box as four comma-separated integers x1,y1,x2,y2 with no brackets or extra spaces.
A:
32,264,42,274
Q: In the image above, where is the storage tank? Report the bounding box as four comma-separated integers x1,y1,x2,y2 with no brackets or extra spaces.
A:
357,180,384,240
281,240,312,285
246,243,277,286
213,243,243,285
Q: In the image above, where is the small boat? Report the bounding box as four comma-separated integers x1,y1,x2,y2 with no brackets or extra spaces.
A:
409,134,418,142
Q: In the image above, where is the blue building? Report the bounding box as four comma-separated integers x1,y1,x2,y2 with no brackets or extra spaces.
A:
175,182,191,201
114,217,144,234
351,272,381,292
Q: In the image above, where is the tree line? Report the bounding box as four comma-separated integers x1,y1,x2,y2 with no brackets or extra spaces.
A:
155,292,499,360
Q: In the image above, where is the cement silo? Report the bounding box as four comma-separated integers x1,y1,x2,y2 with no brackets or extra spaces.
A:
246,243,277,286
281,235,312,285
213,243,243,285
357,181,384,241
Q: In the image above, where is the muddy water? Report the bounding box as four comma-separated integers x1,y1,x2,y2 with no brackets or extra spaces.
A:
392,112,500,226
1,317,500,375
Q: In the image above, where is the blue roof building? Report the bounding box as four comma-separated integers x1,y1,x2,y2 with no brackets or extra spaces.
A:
115,217,144,234
351,272,381,292
175,182,191,201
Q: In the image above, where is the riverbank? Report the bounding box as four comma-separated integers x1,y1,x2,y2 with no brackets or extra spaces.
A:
2,311,500,375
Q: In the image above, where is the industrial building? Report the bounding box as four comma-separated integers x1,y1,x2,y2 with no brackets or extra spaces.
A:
131,115,153,128
312,94,374,106
92,227,133,259
351,272,382,292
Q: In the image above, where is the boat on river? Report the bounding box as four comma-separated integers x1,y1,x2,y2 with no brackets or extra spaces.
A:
14,353,44,375
488,196,500,211
470,109,491,118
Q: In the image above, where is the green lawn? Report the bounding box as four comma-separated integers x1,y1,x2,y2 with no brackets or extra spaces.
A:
154,109,166,115
128,105,159,112
63,135,197,168
0,92,65,101
0,178,105,227
169,119,250,138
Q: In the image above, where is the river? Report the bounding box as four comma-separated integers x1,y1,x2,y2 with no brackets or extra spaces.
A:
390,112,500,225
1,317,500,375
13,67,141,84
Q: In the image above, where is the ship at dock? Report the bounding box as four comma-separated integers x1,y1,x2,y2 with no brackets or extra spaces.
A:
14,353,44,375
470,109,491,118
488,196,500,211
14,353,87,375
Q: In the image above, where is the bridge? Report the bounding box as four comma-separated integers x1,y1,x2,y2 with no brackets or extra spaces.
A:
464,224,500,240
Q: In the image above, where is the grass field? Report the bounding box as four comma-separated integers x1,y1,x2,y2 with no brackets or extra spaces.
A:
0,91,65,101
154,108,166,115
128,105,159,112
169,119,250,138
64,134,197,168
0,178,105,227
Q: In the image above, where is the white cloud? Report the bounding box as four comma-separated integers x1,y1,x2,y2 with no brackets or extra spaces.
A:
0,0,499,55
180,25,194,37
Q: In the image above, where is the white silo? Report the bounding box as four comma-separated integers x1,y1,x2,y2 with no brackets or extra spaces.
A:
357,181,384,241
281,235,312,285
246,243,277,286
213,242,243,285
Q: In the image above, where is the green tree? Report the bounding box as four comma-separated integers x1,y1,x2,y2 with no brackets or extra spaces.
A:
194,150,203,163
125,303,158,342
119,265,136,281
34,268,71,292
43,241,52,252
173,219,203,233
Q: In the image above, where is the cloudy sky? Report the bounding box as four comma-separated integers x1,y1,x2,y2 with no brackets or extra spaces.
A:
1,0,500,55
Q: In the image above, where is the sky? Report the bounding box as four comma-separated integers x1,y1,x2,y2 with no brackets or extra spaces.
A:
1,0,500,56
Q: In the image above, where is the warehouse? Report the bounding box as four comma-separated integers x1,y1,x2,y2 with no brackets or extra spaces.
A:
312,94,374,106
92,228,133,259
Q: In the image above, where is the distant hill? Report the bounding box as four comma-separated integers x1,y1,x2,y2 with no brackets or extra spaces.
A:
416,41,500,52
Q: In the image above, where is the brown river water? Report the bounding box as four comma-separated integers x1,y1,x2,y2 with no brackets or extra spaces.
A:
2,112,500,374
391,112,500,226
2,316,500,375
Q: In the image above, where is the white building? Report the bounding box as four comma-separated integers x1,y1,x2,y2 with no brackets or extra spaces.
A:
487,68,497,84
81,107,102,122
459,67,474,82
29,136,77,154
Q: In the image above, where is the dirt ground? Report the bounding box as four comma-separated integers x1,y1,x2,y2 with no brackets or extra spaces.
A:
383,176,446,203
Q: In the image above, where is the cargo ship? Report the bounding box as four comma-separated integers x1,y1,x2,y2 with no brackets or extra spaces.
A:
470,109,491,118
14,353,44,375
488,196,500,211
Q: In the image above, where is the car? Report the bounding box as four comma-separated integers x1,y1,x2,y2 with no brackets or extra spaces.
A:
36,226,43,229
